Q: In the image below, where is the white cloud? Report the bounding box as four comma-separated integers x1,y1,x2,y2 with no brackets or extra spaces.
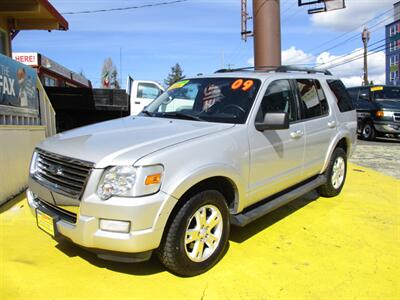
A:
282,46,314,64
247,46,314,66
316,48,386,86
311,0,394,32
247,46,386,87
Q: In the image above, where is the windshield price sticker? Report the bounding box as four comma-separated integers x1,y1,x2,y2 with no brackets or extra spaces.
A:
231,79,254,91
168,80,190,91
371,86,383,92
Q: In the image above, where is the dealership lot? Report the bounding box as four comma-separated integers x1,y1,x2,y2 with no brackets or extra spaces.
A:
1,160,399,300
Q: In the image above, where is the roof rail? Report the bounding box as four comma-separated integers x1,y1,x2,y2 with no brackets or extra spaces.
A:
214,65,332,76
276,65,332,76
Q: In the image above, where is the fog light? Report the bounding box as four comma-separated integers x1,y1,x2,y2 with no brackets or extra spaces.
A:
99,219,130,233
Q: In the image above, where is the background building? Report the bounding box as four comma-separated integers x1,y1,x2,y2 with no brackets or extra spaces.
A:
0,0,67,204
13,52,92,88
386,1,400,85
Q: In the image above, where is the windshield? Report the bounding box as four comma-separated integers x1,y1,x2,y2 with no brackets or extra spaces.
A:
143,77,261,124
372,86,400,101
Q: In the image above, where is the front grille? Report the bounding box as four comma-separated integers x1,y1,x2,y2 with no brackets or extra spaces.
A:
394,113,400,122
33,149,94,199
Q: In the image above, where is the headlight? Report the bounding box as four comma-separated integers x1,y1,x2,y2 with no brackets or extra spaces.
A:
97,165,163,200
375,110,394,118
30,151,38,175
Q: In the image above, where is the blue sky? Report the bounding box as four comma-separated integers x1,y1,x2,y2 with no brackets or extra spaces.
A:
12,0,397,87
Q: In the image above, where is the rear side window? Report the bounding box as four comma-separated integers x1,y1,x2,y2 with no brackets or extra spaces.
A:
327,80,355,112
296,79,323,119
315,80,329,115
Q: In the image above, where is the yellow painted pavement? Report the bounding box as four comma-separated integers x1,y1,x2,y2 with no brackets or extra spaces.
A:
1,163,399,300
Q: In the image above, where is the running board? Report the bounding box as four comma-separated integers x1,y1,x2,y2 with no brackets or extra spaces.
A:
230,175,327,227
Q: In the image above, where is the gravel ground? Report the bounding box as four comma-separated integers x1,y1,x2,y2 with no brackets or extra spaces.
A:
350,138,400,179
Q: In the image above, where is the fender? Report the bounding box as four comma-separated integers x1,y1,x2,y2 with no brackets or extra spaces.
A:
161,163,244,213
320,132,352,174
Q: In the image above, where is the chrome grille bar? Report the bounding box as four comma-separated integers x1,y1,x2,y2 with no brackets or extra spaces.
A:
33,149,94,200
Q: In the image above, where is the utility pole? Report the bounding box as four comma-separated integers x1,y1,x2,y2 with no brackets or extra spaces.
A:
362,27,370,86
252,0,281,68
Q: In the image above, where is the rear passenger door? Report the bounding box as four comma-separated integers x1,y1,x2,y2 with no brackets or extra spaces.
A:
295,79,337,179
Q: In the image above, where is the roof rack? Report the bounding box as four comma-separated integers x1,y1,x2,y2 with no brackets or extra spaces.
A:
215,65,332,76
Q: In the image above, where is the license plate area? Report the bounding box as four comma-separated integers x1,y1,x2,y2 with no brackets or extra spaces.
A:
36,208,59,237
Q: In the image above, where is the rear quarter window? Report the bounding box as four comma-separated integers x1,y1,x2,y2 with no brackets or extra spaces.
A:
327,80,355,112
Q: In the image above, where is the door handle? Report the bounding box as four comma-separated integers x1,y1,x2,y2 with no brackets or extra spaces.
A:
328,121,337,128
290,130,304,139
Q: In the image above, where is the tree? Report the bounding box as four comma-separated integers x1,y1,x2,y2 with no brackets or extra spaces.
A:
164,63,185,87
101,57,120,88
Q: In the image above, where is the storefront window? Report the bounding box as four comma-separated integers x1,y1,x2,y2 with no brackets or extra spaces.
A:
43,75,57,87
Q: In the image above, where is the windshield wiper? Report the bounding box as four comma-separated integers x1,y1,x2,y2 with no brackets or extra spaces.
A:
141,110,154,117
160,111,204,121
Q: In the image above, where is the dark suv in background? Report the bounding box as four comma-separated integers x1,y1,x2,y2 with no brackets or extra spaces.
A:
347,85,400,140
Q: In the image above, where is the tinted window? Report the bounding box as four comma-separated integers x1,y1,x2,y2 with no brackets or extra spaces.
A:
137,83,161,99
315,80,329,115
296,79,322,119
327,80,355,112
256,79,297,122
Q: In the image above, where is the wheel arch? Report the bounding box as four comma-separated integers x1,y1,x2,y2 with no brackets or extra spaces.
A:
321,134,352,174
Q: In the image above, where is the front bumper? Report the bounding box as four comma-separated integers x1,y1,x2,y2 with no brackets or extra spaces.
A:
374,121,400,134
27,184,178,255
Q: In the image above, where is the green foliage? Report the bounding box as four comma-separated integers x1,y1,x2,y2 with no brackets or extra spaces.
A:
164,63,185,87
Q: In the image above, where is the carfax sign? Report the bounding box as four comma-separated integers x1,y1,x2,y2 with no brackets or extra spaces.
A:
0,53,38,110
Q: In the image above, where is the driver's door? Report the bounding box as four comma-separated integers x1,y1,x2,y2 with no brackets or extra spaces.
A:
247,79,305,206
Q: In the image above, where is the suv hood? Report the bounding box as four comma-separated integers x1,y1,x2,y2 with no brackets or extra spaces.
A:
375,99,400,110
38,116,234,168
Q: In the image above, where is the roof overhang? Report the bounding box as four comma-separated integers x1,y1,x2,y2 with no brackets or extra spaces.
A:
0,0,68,31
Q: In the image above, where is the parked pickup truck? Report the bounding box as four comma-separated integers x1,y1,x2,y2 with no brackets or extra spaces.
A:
44,77,164,132
27,66,357,276
347,85,400,140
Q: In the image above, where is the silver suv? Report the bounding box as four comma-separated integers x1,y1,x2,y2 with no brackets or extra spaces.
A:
27,66,357,276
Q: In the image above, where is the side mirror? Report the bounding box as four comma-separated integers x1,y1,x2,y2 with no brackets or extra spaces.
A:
255,112,289,131
359,93,369,101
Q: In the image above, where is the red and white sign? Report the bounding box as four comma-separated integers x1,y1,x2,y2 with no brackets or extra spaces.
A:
12,52,39,66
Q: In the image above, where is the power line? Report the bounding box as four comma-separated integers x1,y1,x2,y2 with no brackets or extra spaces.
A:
304,7,394,55
315,36,386,68
321,40,389,70
62,0,189,15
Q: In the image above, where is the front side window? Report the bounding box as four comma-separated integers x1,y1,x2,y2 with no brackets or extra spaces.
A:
296,79,323,119
137,83,162,99
145,77,261,124
256,79,297,123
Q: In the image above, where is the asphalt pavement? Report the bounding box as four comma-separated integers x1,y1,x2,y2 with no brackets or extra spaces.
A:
350,137,400,179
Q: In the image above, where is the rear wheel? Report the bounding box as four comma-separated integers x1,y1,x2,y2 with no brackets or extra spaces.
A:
157,190,230,276
318,148,347,197
361,121,376,140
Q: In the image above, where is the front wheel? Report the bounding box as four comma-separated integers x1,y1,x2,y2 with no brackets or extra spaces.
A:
157,190,230,276
318,148,347,197
361,121,376,140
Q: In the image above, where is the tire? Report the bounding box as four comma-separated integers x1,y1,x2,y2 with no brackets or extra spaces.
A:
157,190,230,276
317,148,347,198
361,121,376,140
